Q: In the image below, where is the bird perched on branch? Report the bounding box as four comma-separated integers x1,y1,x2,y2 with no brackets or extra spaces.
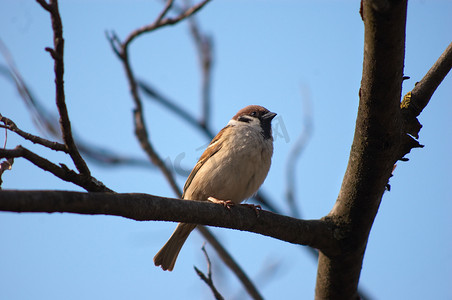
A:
154,105,276,271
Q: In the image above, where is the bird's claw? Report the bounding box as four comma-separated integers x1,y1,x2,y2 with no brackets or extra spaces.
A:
207,197,235,209
207,197,261,216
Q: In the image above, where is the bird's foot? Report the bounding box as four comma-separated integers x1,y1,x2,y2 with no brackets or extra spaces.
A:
207,197,235,209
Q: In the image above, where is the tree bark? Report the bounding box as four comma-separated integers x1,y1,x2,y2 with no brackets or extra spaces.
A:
315,1,408,299
0,190,337,253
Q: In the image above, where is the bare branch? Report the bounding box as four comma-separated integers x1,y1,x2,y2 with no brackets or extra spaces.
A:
183,0,214,129
401,41,452,138
194,245,225,300
106,1,213,201
403,41,452,117
122,0,212,48
197,226,265,300
37,0,91,176
0,57,151,169
0,190,337,253
137,80,216,138
0,39,59,137
0,114,67,152
0,147,112,193
36,0,51,12
75,142,153,169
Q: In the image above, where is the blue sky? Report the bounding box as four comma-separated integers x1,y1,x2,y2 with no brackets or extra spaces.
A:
1,1,451,299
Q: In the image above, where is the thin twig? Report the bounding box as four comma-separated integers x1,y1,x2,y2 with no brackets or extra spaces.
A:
0,114,68,152
0,146,112,193
402,41,452,118
401,41,452,139
194,245,224,300
0,39,59,137
36,0,91,176
123,0,211,48
1,41,153,169
106,1,213,201
76,143,153,169
2,122,7,149
183,0,214,129
137,80,216,138
197,226,264,300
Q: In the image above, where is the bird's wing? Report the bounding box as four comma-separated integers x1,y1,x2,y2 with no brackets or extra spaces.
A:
182,126,230,198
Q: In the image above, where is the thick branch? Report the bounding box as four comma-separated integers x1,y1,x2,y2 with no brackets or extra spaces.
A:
315,1,408,299
0,190,337,253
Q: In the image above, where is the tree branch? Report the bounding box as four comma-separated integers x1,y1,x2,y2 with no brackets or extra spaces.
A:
122,0,211,48
0,147,111,193
184,1,214,129
105,1,216,196
0,190,337,253
36,0,91,176
137,80,216,138
315,1,408,299
401,41,452,138
0,114,67,152
194,245,225,300
197,226,265,300
0,50,152,169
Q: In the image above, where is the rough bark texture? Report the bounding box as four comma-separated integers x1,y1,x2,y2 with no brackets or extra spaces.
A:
314,1,408,299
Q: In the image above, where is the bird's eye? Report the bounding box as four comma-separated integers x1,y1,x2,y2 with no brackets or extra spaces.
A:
250,111,257,116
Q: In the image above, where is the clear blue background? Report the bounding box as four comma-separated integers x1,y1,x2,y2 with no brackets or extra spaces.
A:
1,1,451,299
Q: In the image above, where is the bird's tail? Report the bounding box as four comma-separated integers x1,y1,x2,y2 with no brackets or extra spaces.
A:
153,223,196,271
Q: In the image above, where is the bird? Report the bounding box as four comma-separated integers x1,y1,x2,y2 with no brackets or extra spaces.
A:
153,105,277,271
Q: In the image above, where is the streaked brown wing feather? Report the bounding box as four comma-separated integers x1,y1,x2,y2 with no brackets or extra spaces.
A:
182,126,230,198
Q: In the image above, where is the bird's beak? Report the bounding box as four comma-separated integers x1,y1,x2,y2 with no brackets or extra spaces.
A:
262,111,277,121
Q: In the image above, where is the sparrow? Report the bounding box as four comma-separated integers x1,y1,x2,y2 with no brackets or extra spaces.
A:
153,105,276,271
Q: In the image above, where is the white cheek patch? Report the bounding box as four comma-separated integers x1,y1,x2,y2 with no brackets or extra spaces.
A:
229,118,261,129
227,119,240,126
